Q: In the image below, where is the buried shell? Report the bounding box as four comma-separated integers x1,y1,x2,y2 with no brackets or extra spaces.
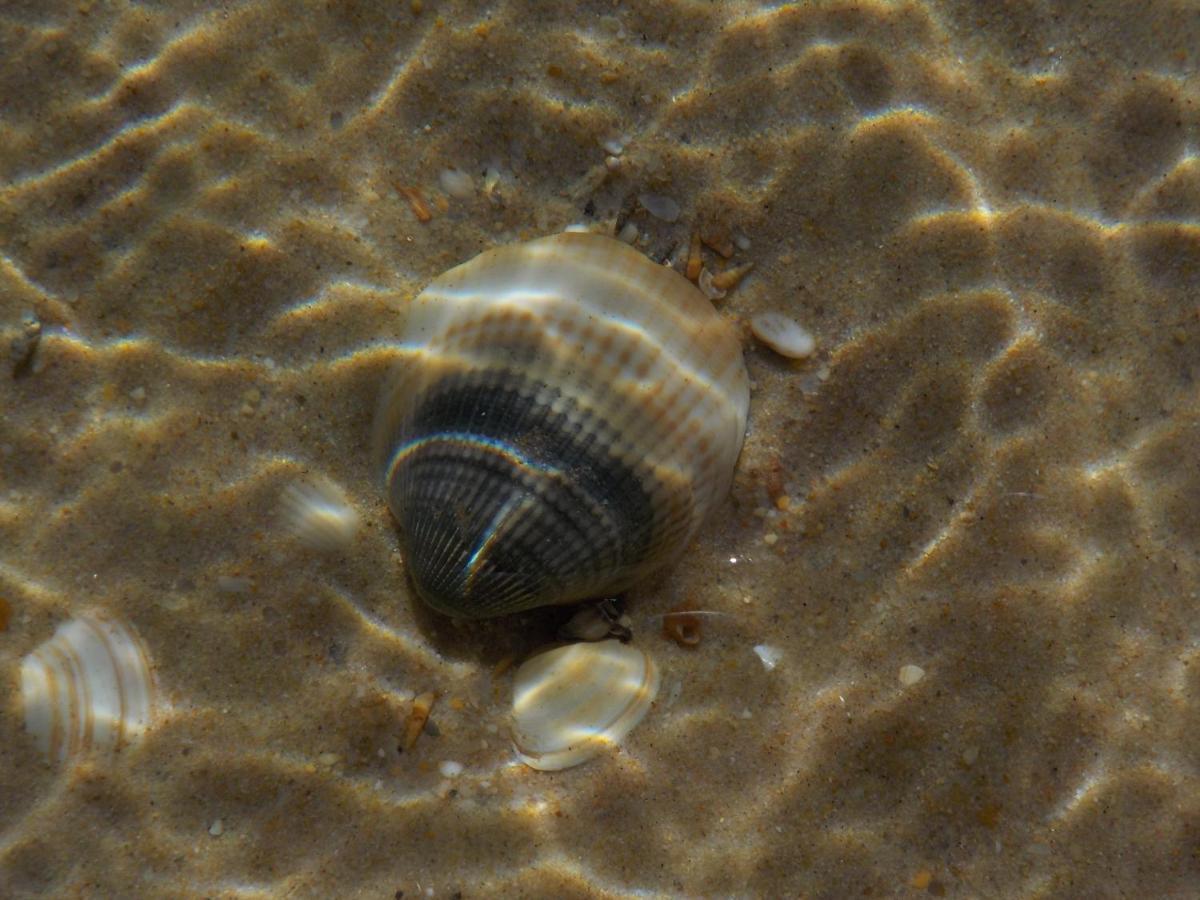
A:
374,232,750,618
19,614,157,763
511,639,660,771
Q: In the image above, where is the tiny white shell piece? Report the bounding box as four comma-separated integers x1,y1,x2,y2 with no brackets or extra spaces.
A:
20,614,157,763
750,312,816,359
512,640,659,771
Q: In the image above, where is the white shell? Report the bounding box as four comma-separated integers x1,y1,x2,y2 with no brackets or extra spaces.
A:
511,639,660,771
279,475,360,552
750,312,816,359
19,614,157,763
374,232,750,618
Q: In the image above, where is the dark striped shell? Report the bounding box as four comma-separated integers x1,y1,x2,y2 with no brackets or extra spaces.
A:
374,232,750,618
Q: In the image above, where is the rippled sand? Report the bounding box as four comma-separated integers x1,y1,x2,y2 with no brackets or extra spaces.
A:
2,1,1199,897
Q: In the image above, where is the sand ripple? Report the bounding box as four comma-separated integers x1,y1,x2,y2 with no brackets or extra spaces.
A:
2,0,1199,896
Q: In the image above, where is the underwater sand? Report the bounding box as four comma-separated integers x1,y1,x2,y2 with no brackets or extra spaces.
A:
2,0,1200,897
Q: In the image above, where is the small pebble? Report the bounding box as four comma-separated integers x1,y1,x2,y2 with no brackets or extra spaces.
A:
750,312,816,359
129,386,147,403
438,760,464,778
9,311,42,375
898,664,926,686
215,575,252,594
763,532,779,546
638,192,680,222
753,644,782,671
208,819,224,837
617,221,639,244
239,387,262,416
438,168,474,199
318,752,340,767
604,155,621,171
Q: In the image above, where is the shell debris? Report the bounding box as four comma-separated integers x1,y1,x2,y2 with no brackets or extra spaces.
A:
280,475,360,552
750,312,816,360
438,168,474,200
511,640,660,771
661,604,702,648
700,231,734,259
686,231,703,282
402,691,437,751
20,613,158,763
753,643,783,671
711,262,755,293
399,185,433,222
698,267,725,300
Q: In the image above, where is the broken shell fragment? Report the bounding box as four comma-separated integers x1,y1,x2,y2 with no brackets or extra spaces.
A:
402,691,437,751
279,475,360,552
750,312,816,359
20,614,157,764
511,639,659,771
661,604,703,648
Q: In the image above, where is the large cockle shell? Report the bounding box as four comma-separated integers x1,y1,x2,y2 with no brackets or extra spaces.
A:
19,614,157,763
374,232,750,618
511,639,660,771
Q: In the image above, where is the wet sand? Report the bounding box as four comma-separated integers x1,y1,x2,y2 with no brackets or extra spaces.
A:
2,1,1200,897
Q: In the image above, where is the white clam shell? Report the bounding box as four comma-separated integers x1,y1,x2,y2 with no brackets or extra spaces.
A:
511,639,660,771
19,614,157,763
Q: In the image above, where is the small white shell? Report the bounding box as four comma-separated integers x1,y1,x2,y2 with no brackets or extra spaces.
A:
750,312,816,359
511,639,659,771
279,475,360,552
20,614,157,763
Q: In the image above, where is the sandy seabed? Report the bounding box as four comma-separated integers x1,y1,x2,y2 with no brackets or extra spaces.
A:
2,1,1200,897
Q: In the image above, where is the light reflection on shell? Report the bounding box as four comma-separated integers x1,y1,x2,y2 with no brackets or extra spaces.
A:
511,639,660,771
374,232,750,618
19,614,157,763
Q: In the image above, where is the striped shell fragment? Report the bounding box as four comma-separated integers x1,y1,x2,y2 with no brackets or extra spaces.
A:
374,232,750,618
20,613,158,764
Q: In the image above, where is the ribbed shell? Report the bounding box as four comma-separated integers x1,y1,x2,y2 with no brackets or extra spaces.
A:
20,614,157,763
375,232,749,618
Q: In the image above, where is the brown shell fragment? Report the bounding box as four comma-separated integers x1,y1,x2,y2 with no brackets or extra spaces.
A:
686,231,703,282
662,604,702,648
711,262,755,292
402,691,436,750
399,186,433,223
701,230,734,259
